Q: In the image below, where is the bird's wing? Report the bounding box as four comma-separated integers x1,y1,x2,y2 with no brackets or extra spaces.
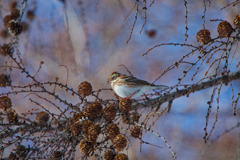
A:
124,76,153,86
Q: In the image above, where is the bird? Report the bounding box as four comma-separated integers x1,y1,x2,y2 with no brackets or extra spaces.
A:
108,72,169,99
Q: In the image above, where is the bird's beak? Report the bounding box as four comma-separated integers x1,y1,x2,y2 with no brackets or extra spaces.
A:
107,79,110,84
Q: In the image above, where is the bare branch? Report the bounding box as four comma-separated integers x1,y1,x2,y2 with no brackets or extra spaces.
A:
133,70,240,110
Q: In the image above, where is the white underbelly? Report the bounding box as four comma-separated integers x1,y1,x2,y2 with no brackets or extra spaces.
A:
113,85,140,98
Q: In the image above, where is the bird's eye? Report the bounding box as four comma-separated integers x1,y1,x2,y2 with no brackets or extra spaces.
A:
111,74,118,80
110,73,119,81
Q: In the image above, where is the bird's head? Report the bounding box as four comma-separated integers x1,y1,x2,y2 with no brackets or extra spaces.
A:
107,72,121,84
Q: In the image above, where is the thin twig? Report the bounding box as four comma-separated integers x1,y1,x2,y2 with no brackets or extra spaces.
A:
123,2,136,22
33,61,44,78
118,64,133,76
59,65,69,86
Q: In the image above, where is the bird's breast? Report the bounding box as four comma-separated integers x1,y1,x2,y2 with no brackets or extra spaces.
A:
113,83,139,98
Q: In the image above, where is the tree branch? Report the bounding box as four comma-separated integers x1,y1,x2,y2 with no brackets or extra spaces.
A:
132,70,240,110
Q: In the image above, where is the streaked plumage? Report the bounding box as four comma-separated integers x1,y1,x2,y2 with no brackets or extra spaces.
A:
108,72,169,99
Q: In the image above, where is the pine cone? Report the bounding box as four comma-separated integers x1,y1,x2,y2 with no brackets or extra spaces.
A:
104,150,115,160
233,15,240,28
130,126,142,138
22,22,29,32
0,96,12,110
8,110,18,123
105,123,120,141
72,112,84,122
87,123,101,141
82,101,102,120
129,112,140,123
16,145,29,158
113,135,127,151
52,151,62,160
9,1,17,10
36,111,50,125
146,29,157,38
81,120,93,135
70,121,82,136
11,9,20,19
79,139,95,155
103,104,117,122
0,74,11,87
26,10,35,21
77,81,92,97
217,21,233,38
119,99,132,114
114,153,129,160
8,20,22,36
3,15,13,28
122,112,140,124
196,29,211,45
0,44,13,56
8,153,17,160
0,30,9,39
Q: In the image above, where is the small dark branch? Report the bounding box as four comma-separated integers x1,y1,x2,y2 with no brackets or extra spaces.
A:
53,77,59,94
19,0,28,19
186,76,213,97
229,40,239,68
209,19,224,22
123,2,136,22
154,101,161,112
134,122,177,159
33,61,44,78
202,0,207,29
149,0,155,7
126,0,139,44
118,64,133,76
166,100,173,113
191,53,210,81
59,65,69,86
142,43,198,56
23,93,68,119
0,66,20,69
233,94,240,116
140,139,163,148
220,0,240,10
201,122,240,160
205,83,222,142
183,0,188,41
140,0,147,34
0,124,29,139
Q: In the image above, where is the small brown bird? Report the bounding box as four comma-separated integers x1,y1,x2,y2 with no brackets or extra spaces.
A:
108,72,169,99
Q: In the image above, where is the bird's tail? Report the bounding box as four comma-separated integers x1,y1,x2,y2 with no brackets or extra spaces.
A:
154,85,169,89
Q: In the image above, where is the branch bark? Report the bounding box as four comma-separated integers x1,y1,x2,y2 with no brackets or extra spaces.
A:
132,70,240,110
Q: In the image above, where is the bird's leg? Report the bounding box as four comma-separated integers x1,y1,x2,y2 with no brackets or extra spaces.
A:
125,90,139,99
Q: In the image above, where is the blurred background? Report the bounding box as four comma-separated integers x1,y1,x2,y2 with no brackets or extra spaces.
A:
0,0,240,159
